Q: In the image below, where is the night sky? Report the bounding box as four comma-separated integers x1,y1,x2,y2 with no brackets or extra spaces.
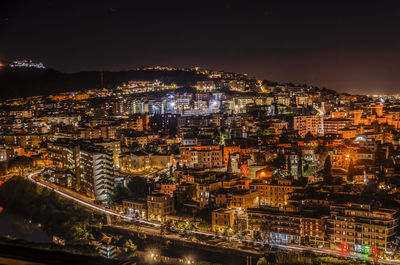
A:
1,1,400,94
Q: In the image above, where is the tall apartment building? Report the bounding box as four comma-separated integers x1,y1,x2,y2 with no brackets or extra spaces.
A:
48,140,114,203
293,115,324,137
79,147,114,203
328,203,398,253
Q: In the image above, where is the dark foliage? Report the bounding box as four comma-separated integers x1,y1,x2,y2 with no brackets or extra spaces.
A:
322,155,332,184
127,177,154,199
0,176,103,242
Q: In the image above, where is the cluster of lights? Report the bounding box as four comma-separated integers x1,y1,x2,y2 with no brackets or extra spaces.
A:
10,60,45,69
341,242,378,255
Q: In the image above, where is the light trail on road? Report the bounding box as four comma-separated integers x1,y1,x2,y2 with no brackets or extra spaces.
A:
26,171,159,227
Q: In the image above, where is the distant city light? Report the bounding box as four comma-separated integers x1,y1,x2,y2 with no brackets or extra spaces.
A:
10,59,45,69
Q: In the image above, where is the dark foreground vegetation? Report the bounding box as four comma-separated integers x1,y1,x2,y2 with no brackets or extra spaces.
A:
0,175,103,243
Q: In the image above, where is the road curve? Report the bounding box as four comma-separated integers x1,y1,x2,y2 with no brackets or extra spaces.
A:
26,170,159,227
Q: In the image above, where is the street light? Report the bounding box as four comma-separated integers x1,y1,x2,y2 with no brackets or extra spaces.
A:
185,257,195,264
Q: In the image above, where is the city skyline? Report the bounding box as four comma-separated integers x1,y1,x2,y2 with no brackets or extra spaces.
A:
2,1,400,265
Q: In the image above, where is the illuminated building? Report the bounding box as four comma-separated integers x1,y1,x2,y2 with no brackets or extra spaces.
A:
212,208,235,233
196,81,216,91
323,118,352,134
329,203,398,253
247,207,302,244
180,143,222,169
251,179,301,208
293,115,324,137
123,199,147,219
147,193,175,221
47,140,114,203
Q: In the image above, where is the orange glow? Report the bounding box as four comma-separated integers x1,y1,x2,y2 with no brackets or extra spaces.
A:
0,62,3,68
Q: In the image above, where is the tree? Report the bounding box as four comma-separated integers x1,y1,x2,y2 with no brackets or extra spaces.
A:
227,153,232,173
296,150,303,178
100,233,114,245
272,153,286,170
71,222,94,242
110,185,131,204
127,177,153,198
0,176,102,243
256,257,268,265
8,156,34,172
170,144,180,155
323,155,333,184
260,221,272,244
224,227,234,237
305,131,314,140
160,223,167,236
303,162,311,176
347,159,355,182
198,220,211,231
124,239,137,258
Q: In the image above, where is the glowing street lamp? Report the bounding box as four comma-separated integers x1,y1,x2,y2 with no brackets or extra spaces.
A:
185,257,195,264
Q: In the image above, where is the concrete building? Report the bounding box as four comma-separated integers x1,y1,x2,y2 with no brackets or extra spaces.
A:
251,179,301,208
247,207,302,244
324,118,352,134
293,115,324,137
328,203,398,253
147,193,175,221
123,199,147,219
212,208,235,233
47,140,114,203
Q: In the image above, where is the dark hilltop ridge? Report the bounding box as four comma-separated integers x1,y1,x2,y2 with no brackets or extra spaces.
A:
0,66,207,100
0,63,339,101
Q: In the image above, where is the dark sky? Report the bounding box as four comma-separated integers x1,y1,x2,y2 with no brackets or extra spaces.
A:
1,0,400,94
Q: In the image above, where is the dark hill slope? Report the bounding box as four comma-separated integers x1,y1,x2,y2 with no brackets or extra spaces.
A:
0,67,206,100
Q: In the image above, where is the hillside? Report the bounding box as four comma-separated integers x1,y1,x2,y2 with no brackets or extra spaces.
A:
0,67,206,100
